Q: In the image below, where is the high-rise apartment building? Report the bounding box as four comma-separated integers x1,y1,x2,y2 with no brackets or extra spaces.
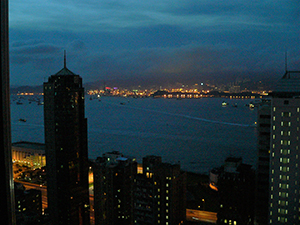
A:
217,157,255,225
1,1,16,224
14,182,42,224
134,155,186,225
93,151,137,225
255,99,271,225
93,153,186,225
269,71,300,224
44,56,90,225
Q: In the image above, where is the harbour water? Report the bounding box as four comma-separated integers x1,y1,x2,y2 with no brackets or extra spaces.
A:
11,96,258,174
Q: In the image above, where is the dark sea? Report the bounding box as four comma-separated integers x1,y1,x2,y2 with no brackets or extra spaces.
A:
11,96,258,174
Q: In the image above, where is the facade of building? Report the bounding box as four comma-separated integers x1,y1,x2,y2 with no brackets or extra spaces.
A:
255,99,271,225
93,153,186,225
15,182,43,224
217,157,255,225
43,57,90,225
93,151,137,225
133,155,186,225
269,71,300,224
12,142,46,168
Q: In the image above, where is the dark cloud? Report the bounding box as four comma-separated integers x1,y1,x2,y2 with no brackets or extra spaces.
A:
8,0,300,86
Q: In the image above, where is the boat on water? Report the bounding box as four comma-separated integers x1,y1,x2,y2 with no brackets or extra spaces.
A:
19,118,26,122
222,101,228,106
16,101,23,105
249,103,255,109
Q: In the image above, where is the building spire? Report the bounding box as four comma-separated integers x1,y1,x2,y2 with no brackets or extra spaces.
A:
285,50,288,73
64,50,67,68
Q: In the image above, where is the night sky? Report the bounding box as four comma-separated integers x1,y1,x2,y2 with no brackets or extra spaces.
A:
9,0,300,87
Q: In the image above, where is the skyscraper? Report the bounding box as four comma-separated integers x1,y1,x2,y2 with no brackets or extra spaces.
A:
269,71,300,224
44,54,90,225
1,1,16,224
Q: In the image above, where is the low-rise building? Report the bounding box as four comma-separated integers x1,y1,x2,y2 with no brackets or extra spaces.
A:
12,141,46,168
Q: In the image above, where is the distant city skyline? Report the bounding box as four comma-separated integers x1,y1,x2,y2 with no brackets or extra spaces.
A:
9,1,299,86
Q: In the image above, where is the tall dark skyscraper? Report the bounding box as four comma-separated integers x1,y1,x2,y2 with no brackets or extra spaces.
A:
44,54,90,225
1,1,16,224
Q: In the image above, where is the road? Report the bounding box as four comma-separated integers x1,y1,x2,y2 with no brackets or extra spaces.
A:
186,209,217,224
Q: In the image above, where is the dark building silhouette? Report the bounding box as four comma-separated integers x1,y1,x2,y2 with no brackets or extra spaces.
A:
93,154,186,225
134,155,186,225
255,99,271,225
1,1,16,224
93,151,137,225
14,182,43,224
43,55,90,225
217,157,255,225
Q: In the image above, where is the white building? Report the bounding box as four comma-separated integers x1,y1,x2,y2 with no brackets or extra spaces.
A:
12,142,46,168
269,71,300,224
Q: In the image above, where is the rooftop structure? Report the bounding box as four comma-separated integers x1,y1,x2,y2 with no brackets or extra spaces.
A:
272,71,300,96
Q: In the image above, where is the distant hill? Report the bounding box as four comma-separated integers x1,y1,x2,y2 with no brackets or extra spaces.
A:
10,73,278,94
10,85,43,94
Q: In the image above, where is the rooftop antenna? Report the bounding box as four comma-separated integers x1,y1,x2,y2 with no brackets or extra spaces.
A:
285,50,288,73
64,50,67,68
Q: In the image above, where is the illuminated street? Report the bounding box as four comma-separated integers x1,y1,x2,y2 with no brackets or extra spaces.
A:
186,209,217,224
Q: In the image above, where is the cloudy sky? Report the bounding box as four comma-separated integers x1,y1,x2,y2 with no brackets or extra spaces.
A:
9,0,300,87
